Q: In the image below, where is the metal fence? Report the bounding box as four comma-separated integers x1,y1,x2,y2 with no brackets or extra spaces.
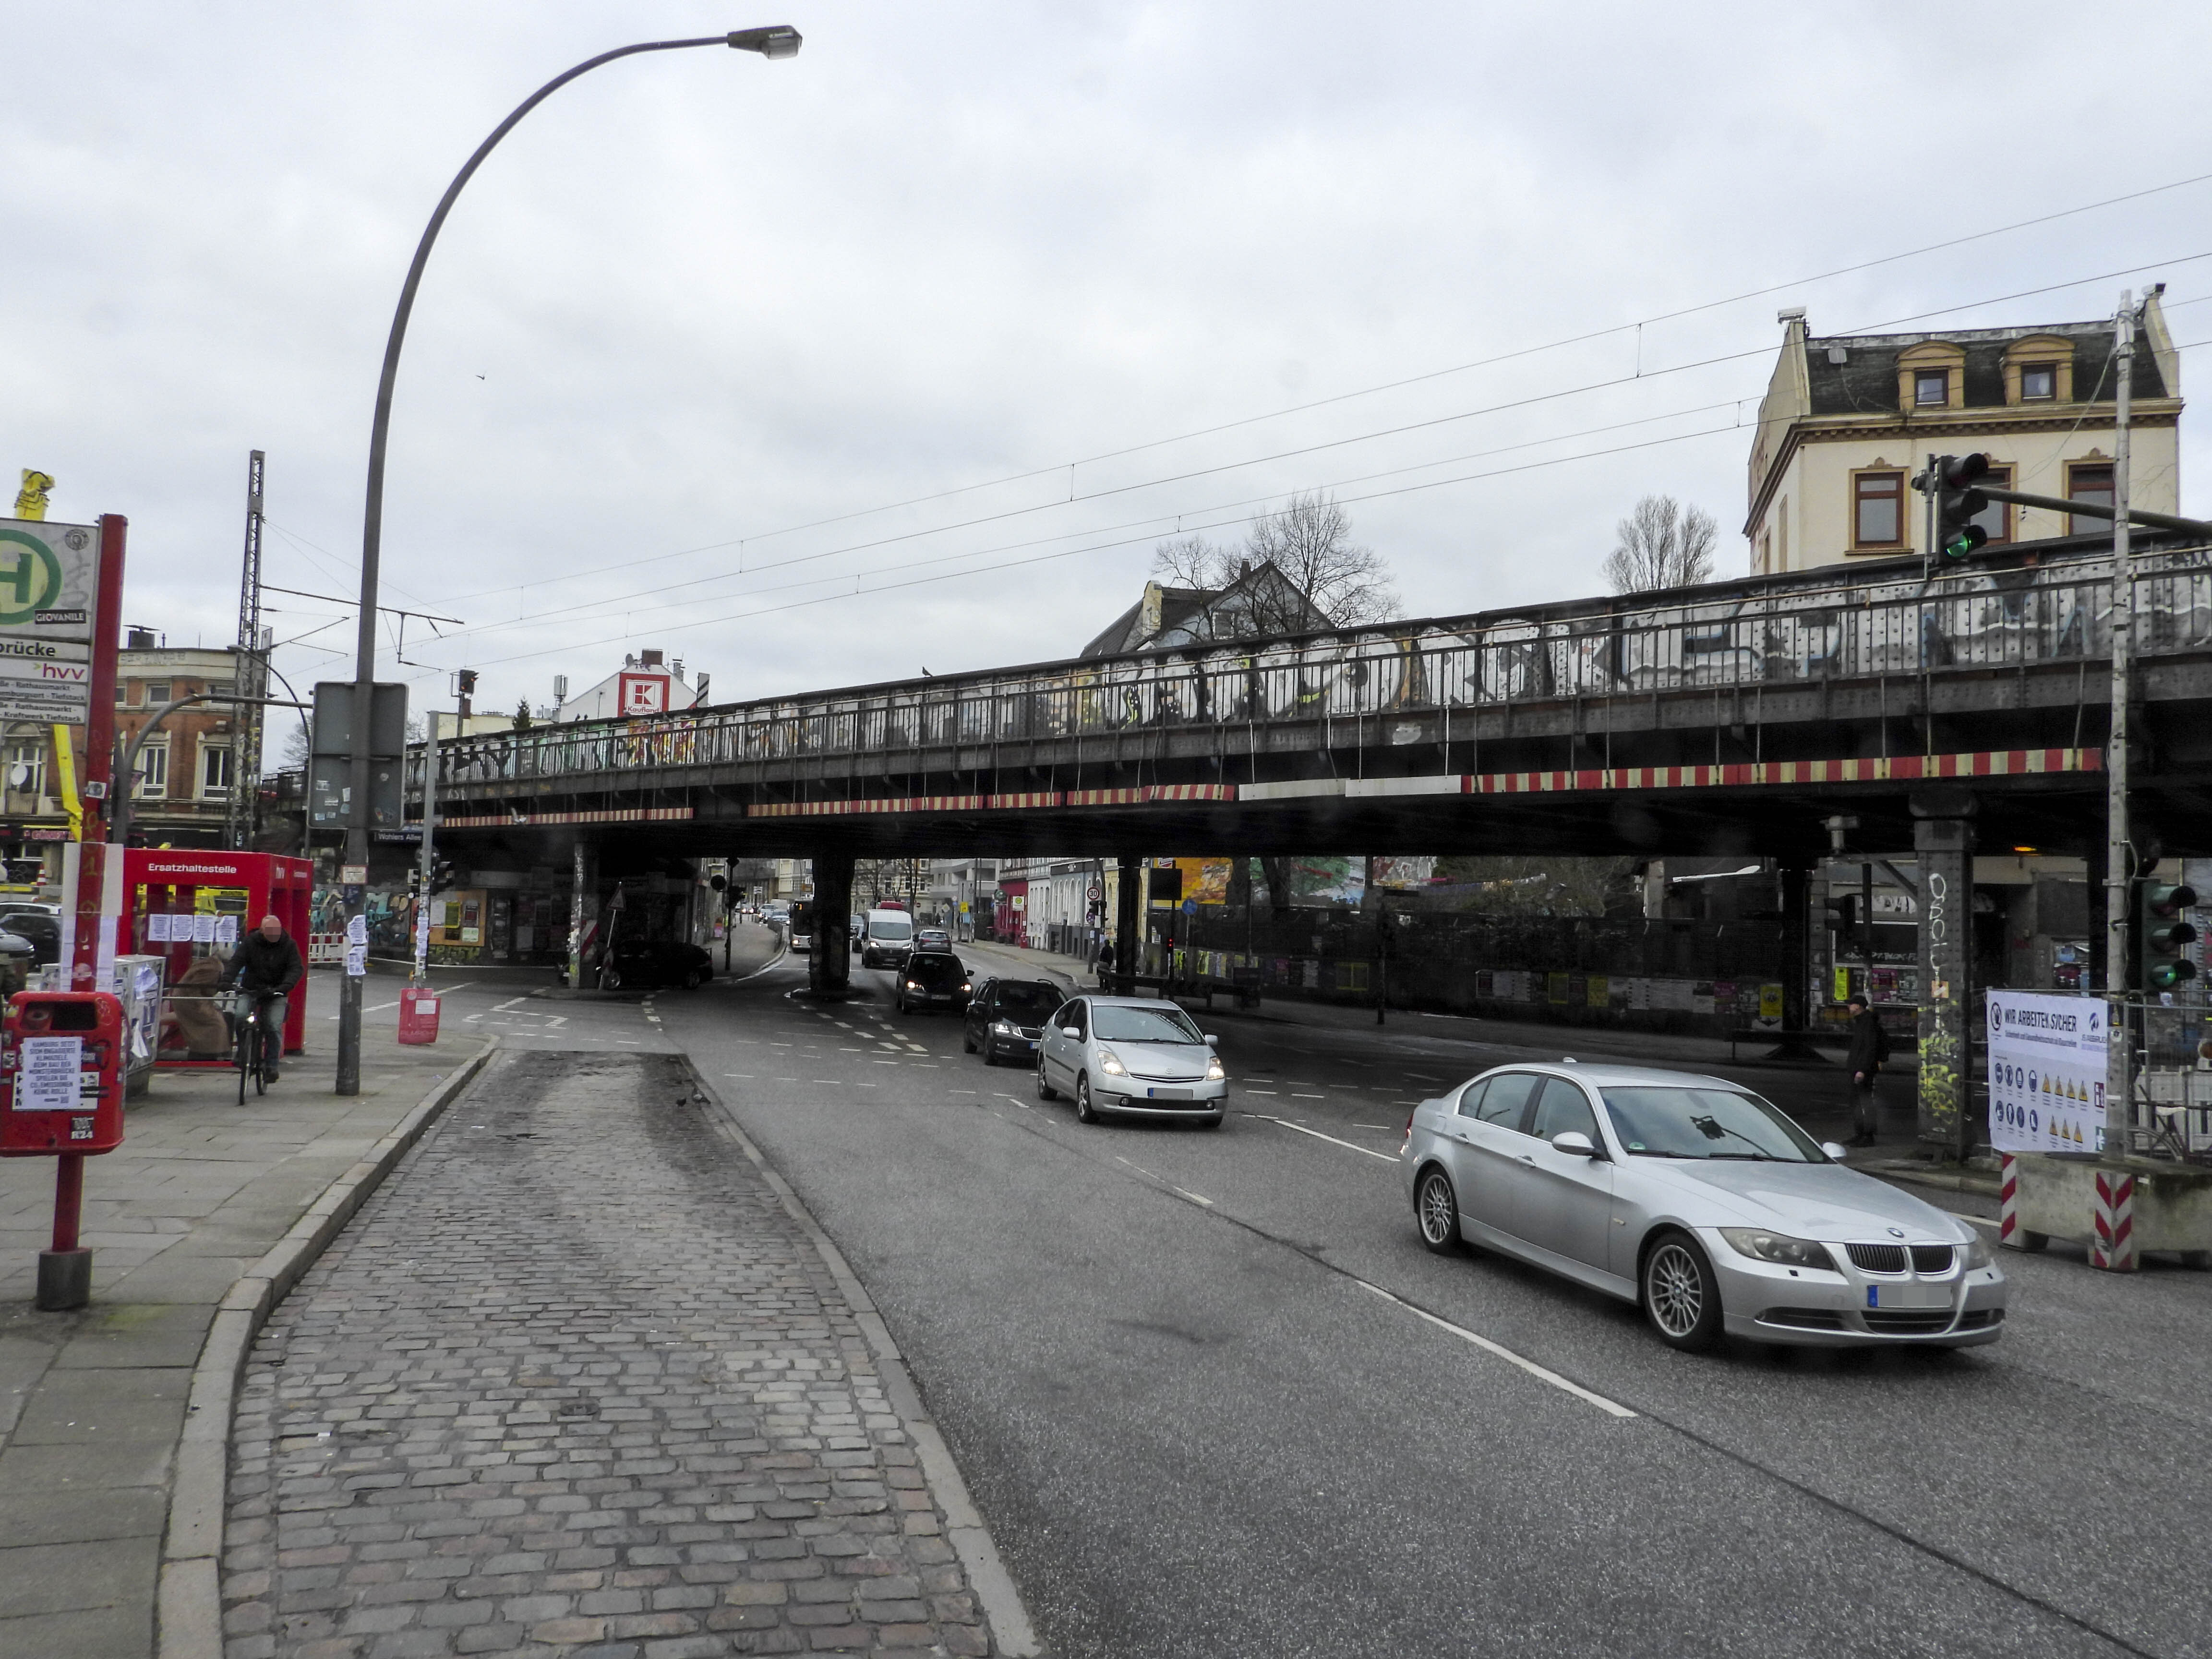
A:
417,549,2212,793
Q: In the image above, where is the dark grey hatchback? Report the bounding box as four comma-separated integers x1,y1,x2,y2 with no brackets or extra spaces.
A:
962,978,1062,1065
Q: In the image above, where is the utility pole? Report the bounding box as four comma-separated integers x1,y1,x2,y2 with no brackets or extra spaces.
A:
2104,293,2137,1155
228,451,266,850
413,707,441,984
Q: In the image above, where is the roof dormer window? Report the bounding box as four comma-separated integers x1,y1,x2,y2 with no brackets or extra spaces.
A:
2020,363,2056,400
1914,369,1949,407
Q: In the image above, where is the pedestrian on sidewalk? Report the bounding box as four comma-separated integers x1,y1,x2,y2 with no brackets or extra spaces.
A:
1844,994,1889,1146
1095,933,1116,986
221,914,305,1082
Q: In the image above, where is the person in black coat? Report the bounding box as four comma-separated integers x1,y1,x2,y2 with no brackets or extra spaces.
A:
1844,994,1890,1145
221,915,305,1081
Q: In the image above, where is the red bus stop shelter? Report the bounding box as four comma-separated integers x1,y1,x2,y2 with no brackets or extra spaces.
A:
119,850,313,1064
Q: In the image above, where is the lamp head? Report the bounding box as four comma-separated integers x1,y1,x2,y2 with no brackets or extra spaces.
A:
728,25,802,58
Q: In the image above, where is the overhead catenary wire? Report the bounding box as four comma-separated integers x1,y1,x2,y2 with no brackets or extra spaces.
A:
409,258,2212,655
433,172,2212,607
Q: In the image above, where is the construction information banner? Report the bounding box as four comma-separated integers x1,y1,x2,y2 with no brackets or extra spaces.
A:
0,517,99,725
1986,989,2108,1154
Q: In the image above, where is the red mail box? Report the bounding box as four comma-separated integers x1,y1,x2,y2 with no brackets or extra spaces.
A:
2,993,128,1157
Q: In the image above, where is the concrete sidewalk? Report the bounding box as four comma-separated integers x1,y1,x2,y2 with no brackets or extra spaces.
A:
0,1015,495,1659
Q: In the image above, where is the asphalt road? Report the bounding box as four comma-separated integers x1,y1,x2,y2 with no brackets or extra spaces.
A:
626,928,2212,1659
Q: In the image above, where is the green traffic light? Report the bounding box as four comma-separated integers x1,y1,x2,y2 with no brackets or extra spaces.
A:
1942,527,1987,560
2146,959,2198,991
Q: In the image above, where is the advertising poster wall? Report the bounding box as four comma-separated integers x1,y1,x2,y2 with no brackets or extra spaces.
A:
1986,989,2107,1154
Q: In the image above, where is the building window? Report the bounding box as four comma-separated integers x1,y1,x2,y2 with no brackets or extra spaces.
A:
144,681,171,706
136,742,169,799
1758,530,1772,573
208,680,235,700
1853,470,1905,548
1914,370,1949,407
1972,463,2013,547
200,745,233,798
2068,462,2114,536
6,743,45,798
2021,363,2057,401
113,682,126,703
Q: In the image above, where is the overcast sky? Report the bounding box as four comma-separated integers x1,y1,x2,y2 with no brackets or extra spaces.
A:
8,2,2210,735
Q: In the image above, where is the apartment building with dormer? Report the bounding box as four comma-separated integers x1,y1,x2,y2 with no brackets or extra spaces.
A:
1745,289,2182,574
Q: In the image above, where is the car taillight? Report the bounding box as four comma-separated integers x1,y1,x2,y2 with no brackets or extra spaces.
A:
1401,1113,1414,1154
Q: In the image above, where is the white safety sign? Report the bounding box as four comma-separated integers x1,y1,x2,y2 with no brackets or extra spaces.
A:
1986,989,2107,1154
0,519,100,724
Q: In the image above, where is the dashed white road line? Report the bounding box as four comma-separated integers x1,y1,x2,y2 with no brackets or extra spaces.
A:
1247,1113,1399,1163
1355,1280,1637,1419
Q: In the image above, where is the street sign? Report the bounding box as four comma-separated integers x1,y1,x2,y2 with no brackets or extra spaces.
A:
0,518,99,725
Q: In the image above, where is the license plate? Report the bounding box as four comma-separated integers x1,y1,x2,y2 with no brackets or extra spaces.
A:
1867,1283,1948,1310
1147,1087,1192,1101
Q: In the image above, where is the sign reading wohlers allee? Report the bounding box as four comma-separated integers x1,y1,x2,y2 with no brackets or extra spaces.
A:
1986,989,2108,1155
0,518,99,725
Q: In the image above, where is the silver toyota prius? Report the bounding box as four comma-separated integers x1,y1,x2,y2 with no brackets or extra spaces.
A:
1035,995,1227,1127
1401,1061,2008,1350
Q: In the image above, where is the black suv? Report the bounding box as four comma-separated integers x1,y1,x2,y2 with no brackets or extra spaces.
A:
962,977,1063,1065
895,950,972,1015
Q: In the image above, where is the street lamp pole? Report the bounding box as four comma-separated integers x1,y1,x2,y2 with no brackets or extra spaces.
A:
337,25,801,1093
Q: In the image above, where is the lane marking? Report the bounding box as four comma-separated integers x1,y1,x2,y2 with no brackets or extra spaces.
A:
725,1073,756,1079
1291,1093,1326,1100
1356,1280,1637,1418
1249,1113,1399,1162
1172,1187,1214,1207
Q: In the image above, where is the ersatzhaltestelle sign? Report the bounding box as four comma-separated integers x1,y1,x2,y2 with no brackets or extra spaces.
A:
1986,989,2107,1154
0,518,98,725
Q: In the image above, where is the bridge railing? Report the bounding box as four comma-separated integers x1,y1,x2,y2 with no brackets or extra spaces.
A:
416,550,2212,791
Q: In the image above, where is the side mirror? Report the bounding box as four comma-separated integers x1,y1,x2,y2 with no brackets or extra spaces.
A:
1821,1141,1851,1161
1551,1131,1600,1158
1204,1034,1219,1047
1061,1026,1082,1039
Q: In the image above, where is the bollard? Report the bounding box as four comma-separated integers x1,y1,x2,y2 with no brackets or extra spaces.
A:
2090,1171,2137,1272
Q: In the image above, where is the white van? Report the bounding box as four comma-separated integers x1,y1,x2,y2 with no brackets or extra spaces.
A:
859,908,915,970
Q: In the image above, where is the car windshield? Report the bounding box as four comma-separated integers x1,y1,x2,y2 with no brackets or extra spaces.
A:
994,984,1060,1017
1599,1087,1825,1162
870,919,913,940
906,955,963,984
1092,1005,1205,1044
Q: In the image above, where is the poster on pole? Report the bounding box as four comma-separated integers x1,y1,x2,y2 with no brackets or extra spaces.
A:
1986,989,2108,1154
0,517,100,725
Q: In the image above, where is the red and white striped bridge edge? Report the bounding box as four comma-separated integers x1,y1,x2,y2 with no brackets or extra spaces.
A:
438,805,696,829
746,784,1235,818
1998,1155,2020,1249
1468,747,2102,796
439,750,2099,826
2091,1170,2138,1273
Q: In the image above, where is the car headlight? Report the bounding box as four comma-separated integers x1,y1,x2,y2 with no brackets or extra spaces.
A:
1962,1235,1993,1269
1205,1057,1225,1080
1719,1227,1835,1271
991,1019,1017,1036
904,980,921,991
1098,1047,1127,1076
960,983,971,992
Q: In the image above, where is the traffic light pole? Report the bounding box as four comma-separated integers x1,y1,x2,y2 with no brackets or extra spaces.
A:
2104,294,2137,1154
413,709,442,984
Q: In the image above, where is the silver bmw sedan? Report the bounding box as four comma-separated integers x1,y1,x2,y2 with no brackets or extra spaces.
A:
1401,1061,2007,1350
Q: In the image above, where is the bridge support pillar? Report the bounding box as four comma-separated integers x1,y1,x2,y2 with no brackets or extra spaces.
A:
807,852,853,999
1115,855,1142,995
1761,862,1825,1062
1912,794,1977,1159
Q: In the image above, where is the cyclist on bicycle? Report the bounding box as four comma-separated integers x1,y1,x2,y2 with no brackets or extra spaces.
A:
221,914,304,1082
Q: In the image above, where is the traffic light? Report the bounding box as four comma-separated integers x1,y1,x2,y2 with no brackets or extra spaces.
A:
2136,871,2199,992
456,669,478,697
1933,453,1991,561
1823,893,1858,934
429,857,456,892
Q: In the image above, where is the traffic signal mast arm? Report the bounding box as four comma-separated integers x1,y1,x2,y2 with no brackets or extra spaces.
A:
1913,457,2212,539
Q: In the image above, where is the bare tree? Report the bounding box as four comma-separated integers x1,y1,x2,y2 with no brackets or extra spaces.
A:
1602,494,1718,593
1147,490,1398,641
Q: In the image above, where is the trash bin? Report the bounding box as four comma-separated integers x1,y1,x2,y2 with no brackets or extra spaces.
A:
397,985,441,1046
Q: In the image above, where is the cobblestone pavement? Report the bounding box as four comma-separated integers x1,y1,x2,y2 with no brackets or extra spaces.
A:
219,1048,992,1659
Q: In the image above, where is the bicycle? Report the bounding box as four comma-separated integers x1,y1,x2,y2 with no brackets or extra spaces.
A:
231,992,282,1102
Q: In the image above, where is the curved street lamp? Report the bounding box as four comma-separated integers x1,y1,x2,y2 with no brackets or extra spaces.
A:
337,26,802,1093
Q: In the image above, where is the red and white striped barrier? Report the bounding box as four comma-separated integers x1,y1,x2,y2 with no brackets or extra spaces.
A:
1998,1155,2020,1249
2090,1170,2137,1272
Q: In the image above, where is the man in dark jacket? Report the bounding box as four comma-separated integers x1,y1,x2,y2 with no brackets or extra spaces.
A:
221,915,305,1082
1844,994,1890,1145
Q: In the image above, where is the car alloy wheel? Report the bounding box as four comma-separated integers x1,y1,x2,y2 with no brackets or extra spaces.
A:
1035,1057,1057,1101
1074,1074,1099,1124
685,968,706,989
962,1029,976,1054
1415,1168,1461,1254
1643,1232,1723,1352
